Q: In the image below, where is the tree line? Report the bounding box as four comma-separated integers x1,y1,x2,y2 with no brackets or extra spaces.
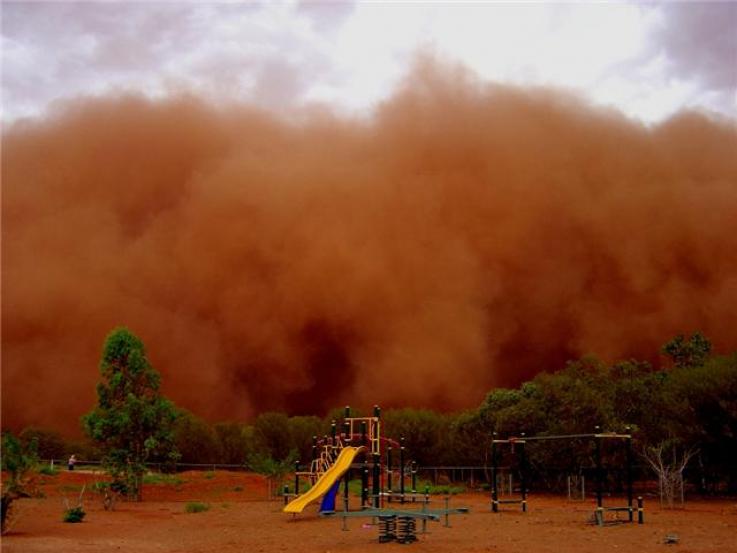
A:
10,329,737,497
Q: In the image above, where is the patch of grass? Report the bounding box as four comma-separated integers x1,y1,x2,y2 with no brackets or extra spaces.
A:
417,480,466,495
60,484,84,492
347,479,363,497
283,480,313,496
185,502,210,514
346,478,466,497
204,471,214,479
221,503,230,509
430,484,466,495
38,465,59,476
63,506,85,523
142,473,184,485
232,486,243,492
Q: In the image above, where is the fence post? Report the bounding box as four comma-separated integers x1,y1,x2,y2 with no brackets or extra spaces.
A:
594,427,603,522
626,427,633,522
492,433,498,512
520,434,527,513
295,461,300,496
400,437,406,504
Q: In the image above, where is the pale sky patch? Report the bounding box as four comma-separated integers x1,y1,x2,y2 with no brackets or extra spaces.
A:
1,1,735,126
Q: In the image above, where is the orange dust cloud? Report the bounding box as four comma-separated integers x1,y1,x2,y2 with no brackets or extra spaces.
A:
3,61,736,433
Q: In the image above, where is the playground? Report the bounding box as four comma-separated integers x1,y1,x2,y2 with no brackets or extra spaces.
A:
2,469,735,553
3,403,736,553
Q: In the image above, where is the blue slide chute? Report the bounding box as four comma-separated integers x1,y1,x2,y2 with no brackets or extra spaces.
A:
319,480,341,513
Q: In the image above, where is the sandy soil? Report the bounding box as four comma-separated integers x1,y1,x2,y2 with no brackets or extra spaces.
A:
2,470,736,553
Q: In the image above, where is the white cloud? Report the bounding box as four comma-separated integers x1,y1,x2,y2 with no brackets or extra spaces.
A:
1,1,735,126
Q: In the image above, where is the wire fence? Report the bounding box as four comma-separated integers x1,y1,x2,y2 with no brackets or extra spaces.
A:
41,459,736,495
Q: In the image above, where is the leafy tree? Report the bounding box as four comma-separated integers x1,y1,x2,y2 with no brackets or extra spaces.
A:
660,353,737,493
288,415,323,465
609,359,662,435
173,409,221,465
1,431,38,533
19,427,67,460
214,422,252,465
449,410,491,467
382,408,450,467
662,332,712,368
246,412,302,500
251,412,293,460
82,327,179,500
246,449,299,500
478,388,523,423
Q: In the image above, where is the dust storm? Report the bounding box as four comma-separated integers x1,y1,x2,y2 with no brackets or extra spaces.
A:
3,63,736,432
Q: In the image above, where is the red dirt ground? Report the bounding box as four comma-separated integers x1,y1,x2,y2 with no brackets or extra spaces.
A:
2,470,736,552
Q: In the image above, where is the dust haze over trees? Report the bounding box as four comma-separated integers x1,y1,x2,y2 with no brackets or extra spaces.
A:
155,334,737,495
3,60,737,433
8,328,735,496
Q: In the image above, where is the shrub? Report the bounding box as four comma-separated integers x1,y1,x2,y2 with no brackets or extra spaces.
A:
63,506,85,523
185,502,210,513
142,473,184,485
2,431,38,534
38,464,60,476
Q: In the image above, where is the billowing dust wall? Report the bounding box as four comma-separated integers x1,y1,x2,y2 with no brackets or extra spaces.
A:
3,64,737,432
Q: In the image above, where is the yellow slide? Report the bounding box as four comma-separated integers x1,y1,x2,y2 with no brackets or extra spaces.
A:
283,446,363,514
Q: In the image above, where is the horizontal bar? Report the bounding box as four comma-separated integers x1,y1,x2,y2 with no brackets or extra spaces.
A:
421,507,470,515
321,510,440,521
516,433,596,441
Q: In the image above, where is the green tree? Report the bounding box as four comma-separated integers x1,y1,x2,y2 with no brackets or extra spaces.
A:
173,409,221,465
288,415,323,465
382,408,450,467
247,412,299,500
246,449,298,500
19,427,67,460
214,422,252,465
251,412,293,460
1,431,38,533
662,332,713,368
82,327,179,500
449,410,491,467
660,353,737,493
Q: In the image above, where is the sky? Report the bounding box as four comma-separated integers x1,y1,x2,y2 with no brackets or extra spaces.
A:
2,1,736,126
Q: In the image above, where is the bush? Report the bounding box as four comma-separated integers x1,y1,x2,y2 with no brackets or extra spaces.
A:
2,431,38,534
38,464,60,476
63,506,85,523
19,428,67,460
185,502,210,513
142,473,184,485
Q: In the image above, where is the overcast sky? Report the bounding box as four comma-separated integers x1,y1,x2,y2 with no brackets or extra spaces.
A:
2,1,736,126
